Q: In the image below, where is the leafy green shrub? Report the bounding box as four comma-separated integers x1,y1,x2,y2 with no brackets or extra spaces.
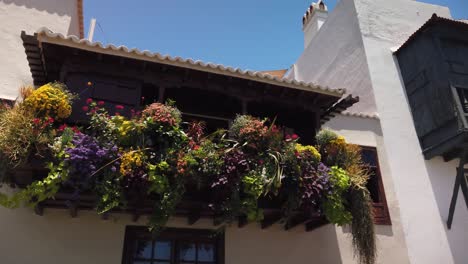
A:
323,166,352,225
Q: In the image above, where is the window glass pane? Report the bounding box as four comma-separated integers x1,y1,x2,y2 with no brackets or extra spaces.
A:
366,168,381,202
179,242,196,261
134,240,152,259
154,241,171,260
198,243,215,261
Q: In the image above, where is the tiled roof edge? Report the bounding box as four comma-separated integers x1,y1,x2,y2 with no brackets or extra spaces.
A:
35,28,346,97
340,111,379,119
395,14,468,54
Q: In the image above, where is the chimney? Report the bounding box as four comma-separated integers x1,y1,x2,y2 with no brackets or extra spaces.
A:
302,0,328,49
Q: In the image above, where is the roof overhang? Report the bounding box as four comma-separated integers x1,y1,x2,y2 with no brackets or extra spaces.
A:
22,29,358,124
395,14,468,54
34,28,346,97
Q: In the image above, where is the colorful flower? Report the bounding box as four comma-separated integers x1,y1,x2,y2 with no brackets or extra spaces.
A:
23,83,73,119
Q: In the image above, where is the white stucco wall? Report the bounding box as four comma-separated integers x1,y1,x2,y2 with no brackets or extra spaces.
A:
290,0,466,262
325,115,411,264
0,0,79,100
352,0,468,263
0,206,350,264
303,10,328,49
287,0,376,114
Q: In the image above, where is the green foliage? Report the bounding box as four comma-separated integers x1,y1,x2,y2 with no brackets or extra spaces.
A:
0,106,36,166
183,140,224,188
323,166,352,225
0,127,74,209
147,161,170,194
349,187,376,264
316,129,338,150
0,160,67,208
149,181,184,234
241,170,265,221
95,171,122,213
229,115,254,139
0,85,376,263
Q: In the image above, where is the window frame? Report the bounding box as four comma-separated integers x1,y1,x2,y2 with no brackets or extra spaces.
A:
360,145,392,225
121,226,225,264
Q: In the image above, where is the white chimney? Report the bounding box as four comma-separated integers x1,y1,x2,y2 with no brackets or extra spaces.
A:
302,0,328,49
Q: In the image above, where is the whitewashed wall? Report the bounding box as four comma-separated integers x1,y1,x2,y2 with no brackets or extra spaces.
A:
0,0,79,100
353,0,468,263
0,206,349,264
289,0,468,263
286,0,376,114
325,115,411,264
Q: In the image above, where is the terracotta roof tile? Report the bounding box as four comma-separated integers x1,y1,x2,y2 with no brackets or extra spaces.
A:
34,28,347,97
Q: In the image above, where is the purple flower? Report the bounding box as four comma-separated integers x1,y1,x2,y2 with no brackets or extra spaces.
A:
64,133,119,191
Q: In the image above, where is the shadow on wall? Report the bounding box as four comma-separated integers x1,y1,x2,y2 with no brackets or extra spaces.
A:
1,0,78,35
424,157,468,264
226,223,344,264
392,53,465,263
341,223,394,237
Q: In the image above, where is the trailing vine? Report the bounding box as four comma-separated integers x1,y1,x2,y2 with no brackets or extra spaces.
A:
0,83,376,264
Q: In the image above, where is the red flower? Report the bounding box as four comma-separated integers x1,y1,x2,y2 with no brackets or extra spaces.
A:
193,145,200,150
58,124,67,132
82,106,89,112
285,134,291,140
71,126,80,133
97,101,105,106
86,98,93,104
291,134,299,140
33,118,40,125
115,105,124,110
47,117,55,124
259,159,264,165
271,125,279,133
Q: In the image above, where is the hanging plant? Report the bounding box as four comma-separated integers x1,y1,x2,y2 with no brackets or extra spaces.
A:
0,83,376,264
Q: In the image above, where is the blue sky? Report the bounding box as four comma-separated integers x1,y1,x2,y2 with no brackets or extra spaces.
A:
84,0,466,71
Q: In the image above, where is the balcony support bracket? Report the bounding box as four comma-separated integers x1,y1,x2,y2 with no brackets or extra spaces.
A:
447,148,468,229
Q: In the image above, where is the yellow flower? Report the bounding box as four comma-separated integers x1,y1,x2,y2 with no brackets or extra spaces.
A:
23,83,73,119
295,144,321,161
120,150,145,176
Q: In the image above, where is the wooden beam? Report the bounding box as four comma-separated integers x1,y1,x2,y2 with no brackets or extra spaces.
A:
241,99,248,114
305,218,328,232
187,211,201,225
132,211,140,222
261,212,282,229
213,215,224,226
69,203,78,218
101,212,110,220
284,214,307,231
238,215,248,228
34,204,44,216
158,86,166,103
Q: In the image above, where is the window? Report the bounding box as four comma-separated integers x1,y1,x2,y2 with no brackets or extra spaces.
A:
360,146,392,225
122,227,224,264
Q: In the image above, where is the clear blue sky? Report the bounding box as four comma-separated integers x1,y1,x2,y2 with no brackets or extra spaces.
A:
84,0,466,71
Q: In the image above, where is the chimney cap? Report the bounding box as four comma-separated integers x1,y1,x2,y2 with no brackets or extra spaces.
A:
302,0,328,27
